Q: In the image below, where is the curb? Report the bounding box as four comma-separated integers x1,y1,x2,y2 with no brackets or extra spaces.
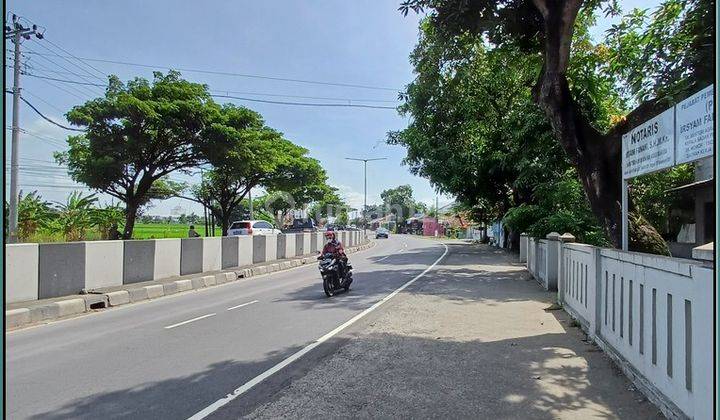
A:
6,239,375,330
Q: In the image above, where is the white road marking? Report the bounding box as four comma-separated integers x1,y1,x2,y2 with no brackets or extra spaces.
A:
226,300,259,311
164,313,216,330
188,242,449,420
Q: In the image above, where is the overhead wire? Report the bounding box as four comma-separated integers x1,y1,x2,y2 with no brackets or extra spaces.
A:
22,44,105,96
17,74,399,109
20,50,401,91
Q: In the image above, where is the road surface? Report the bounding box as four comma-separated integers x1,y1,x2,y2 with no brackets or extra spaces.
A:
7,235,445,419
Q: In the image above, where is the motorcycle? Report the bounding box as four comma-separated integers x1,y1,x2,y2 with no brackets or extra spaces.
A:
318,252,353,297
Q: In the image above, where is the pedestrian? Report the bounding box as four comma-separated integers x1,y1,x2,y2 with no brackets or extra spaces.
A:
108,224,121,240
188,225,200,238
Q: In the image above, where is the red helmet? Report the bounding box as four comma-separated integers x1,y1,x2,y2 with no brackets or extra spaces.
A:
324,231,335,239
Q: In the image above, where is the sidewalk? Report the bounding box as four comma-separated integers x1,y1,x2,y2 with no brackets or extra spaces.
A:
244,242,663,419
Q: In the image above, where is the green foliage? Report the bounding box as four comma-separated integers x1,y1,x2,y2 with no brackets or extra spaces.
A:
307,187,347,222
605,0,714,104
336,208,349,226
57,71,216,238
503,171,609,246
91,204,125,240
47,192,98,242
17,191,54,241
380,185,425,223
632,164,695,239
192,103,329,234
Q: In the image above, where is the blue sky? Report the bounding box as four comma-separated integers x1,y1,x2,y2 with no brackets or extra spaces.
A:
4,0,660,216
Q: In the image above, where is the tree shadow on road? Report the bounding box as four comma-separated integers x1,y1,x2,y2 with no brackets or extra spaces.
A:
25,344,306,420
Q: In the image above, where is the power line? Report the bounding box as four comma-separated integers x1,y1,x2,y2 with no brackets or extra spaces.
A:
21,72,400,108
211,94,396,109
3,90,85,131
20,50,401,91
22,44,104,96
42,37,108,79
14,75,398,109
22,88,67,114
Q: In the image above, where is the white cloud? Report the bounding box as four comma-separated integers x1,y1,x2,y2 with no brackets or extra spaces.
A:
333,184,380,210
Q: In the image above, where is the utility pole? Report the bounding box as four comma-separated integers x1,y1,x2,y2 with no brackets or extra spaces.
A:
345,157,386,238
4,15,43,243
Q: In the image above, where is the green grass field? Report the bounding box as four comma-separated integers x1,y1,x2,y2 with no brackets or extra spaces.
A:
132,223,223,239
21,223,225,243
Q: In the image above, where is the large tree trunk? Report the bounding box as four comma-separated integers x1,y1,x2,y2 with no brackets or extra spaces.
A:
123,200,139,240
531,0,669,255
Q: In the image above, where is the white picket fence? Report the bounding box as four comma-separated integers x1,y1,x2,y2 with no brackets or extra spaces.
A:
523,235,713,419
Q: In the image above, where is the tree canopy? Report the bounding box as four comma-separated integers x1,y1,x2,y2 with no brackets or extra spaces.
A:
57,71,215,238
396,0,713,253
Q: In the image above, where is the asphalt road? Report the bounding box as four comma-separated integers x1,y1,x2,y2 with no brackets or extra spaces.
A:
7,234,446,419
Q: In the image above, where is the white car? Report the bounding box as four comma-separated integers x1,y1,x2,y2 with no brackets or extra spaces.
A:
228,220,281,236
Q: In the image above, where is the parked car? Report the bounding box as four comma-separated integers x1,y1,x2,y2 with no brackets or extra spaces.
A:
228,220,281,236
282,218,317,233
375,227,389,239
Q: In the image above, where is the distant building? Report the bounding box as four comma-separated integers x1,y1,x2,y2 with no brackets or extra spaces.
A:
666,157,714,258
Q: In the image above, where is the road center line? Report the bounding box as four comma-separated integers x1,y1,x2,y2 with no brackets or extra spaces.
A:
226,300,259,311
188,241,449,420
164,313,216,330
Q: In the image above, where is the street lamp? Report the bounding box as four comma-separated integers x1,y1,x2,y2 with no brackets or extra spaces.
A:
345,157,387,238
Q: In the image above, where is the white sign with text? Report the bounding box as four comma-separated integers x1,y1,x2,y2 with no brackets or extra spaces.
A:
675,84,714,164
622,107,675,179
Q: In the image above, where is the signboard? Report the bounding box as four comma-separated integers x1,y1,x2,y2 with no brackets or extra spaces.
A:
622,107,675,179
675,84,714,164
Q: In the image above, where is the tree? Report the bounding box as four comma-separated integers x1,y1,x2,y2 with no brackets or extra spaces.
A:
261,157,332,226
380,185,425,224
336,208,349,226
399,0,712,254
307,187,346,223
57,71,215,239
191,104,329,235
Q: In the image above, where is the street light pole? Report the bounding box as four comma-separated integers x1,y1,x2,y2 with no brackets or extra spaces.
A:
345,157,386,239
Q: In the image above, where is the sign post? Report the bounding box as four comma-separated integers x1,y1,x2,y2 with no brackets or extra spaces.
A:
620,85,714,251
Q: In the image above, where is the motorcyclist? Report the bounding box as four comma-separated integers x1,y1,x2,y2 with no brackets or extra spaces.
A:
319,230,349,278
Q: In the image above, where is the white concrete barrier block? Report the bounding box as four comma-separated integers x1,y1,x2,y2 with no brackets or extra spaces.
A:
202,237,222,272
265,234,278,261
106,290,131,306
154,239,181,279
303,234,312,255
175,279,193,292
238,236,253,267
144,284,165,299
6,243,39,303
84,240,124,290
285,233,296,258
224,272,236,283
54,298,86,317
202,275,216,287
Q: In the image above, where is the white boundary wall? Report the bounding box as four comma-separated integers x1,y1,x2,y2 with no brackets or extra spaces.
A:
532,238,714,419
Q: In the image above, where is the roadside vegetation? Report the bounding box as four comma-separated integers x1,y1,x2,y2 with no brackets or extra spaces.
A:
393,0,712,253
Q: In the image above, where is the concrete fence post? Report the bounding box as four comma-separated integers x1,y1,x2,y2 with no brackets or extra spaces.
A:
545,232,560,291
519,233,528,263
556,233,575,304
